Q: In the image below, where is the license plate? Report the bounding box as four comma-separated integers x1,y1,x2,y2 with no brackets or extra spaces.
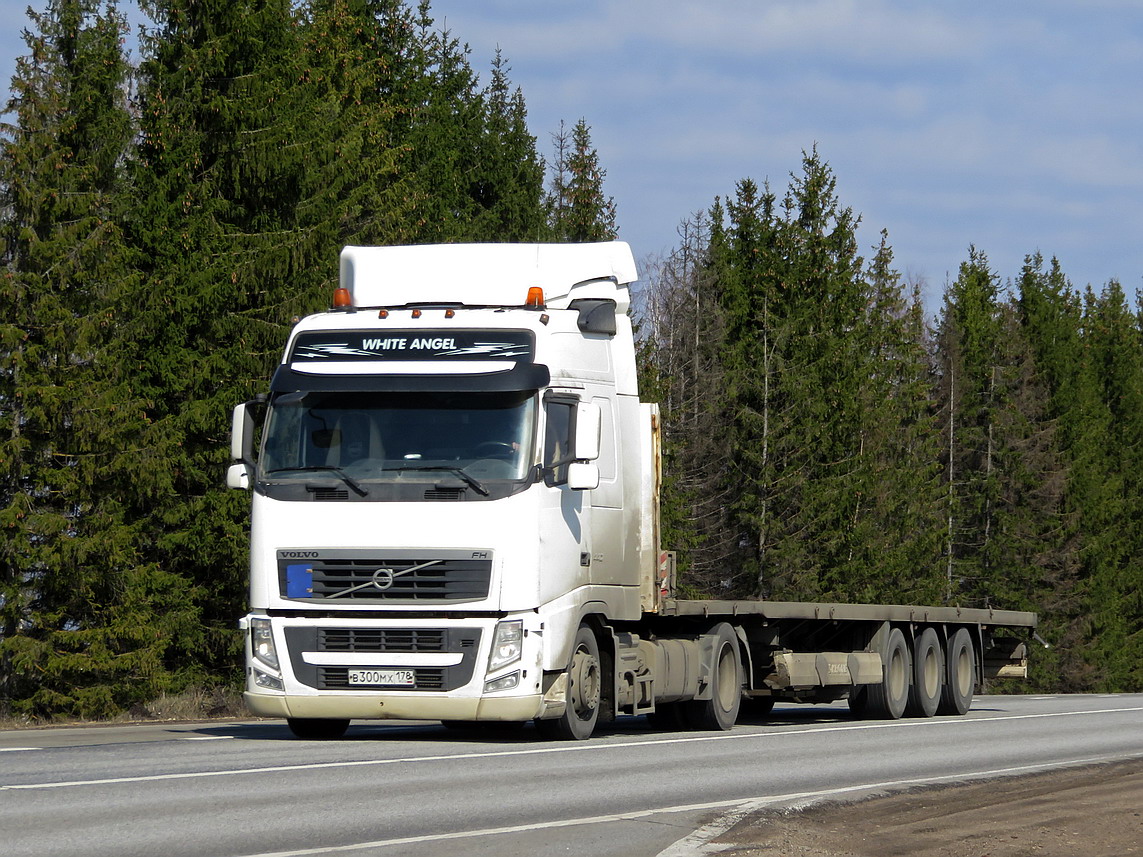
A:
348,669,415,687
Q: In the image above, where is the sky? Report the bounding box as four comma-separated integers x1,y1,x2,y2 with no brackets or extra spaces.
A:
3,0,1142,311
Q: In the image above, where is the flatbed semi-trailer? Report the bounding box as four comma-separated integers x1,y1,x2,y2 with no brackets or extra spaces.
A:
228,241,1036,740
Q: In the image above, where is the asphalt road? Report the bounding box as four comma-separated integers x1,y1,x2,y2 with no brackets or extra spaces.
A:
1,694,1141,857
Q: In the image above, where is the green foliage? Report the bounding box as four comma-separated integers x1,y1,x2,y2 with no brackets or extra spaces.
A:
640,153,1143,692
0,0,555,719
1,0,202,717
546,118,618,241
3,1,1141,717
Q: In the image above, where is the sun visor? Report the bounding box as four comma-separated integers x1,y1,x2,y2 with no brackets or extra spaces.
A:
270,362,550,393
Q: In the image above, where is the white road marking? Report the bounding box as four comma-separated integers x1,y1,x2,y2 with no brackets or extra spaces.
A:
0,747,42,752
2,704,1141,792
204,752,1143,857
180,735,235,741
655,752,1143,856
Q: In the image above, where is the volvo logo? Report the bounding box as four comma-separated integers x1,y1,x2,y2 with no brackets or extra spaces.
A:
371,568,396,591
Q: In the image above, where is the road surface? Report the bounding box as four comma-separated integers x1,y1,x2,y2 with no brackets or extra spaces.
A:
1,693,1140,857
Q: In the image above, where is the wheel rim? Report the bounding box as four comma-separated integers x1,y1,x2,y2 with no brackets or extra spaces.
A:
569,644,600,720
922,647,939,697
888,647,906,698
955,645,972,696
715,643,738,711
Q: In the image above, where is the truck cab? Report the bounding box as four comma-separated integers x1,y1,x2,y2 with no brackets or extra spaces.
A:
229,242,656,738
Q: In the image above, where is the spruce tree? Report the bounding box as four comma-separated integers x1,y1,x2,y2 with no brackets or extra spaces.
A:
120,0,307,683
547,118,617,241
1,0,200,718
844,234,944,604
1078,281,1143,689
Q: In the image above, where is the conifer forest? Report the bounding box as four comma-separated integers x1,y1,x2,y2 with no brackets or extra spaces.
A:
2,0,1140,719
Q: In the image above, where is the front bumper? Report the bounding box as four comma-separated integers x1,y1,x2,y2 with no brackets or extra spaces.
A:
244,689,545,722
243,611,547,723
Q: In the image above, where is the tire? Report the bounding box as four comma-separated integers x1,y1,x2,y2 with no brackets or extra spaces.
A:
739,695,776,722
440,720,525,733
907,627,944,718
683,623,742,731
938,628,975,715
646,701,688,731
865,627,911,720
847,686,869,719
286,718,349,740
535,624,601,740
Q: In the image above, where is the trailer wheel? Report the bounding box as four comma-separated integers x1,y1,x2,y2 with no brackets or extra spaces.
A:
938,628,975,715
907,627,944,717
536,624,601,740
684,623,742,731
646,702,688,731
739,696,776,722
865,627,911,720
286,718,349,740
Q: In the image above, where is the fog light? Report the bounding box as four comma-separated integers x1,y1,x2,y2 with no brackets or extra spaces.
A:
254,670,283,690
484,672,520,693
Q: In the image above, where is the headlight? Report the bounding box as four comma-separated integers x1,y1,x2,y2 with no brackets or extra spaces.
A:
488,620,523,672
251,617,279,670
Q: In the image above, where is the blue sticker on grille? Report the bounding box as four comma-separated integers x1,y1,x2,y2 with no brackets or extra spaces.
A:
286,564,314,598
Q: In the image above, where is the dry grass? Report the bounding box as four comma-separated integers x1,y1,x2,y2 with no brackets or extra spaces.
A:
0,686,247,730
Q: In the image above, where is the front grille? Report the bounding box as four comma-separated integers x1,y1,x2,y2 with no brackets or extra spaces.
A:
424,488,464,501
279,551,492,602
309,488,349,501
319,628,445,652
283,626,482,692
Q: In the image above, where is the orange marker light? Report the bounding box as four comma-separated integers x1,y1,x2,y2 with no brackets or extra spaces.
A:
526,287,545,308
332,287,352,308
378,309,389,319
411,308,422,319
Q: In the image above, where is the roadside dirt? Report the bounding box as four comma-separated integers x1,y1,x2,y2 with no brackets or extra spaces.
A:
715,758,1143,856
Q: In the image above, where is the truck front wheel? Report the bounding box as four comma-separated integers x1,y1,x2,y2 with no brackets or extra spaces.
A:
536,624,601,740
286,718,349,740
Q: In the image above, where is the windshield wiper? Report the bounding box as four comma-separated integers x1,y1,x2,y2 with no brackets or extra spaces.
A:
387,464,489,496
265,465,368,497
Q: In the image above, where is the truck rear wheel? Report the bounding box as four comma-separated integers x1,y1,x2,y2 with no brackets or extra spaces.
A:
907,627,944,717
683,623,742,731
865,627,911,719
938,628,975,715
536,624,601,740
286,718,349,740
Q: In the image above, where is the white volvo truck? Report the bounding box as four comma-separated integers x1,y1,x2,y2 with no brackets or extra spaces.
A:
228,242,1036,740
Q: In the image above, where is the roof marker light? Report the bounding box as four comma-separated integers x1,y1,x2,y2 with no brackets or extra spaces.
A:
445,308,455,318
411,308,422,319
332,287,352,308
526,287,545,308
378,309,389,319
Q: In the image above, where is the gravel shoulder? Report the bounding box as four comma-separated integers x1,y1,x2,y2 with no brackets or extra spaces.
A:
715,758,1143,856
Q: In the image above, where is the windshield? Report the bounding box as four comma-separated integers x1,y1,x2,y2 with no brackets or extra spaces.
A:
258,390,536,500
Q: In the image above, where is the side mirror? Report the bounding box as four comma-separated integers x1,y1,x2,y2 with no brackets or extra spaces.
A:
573,402,601,461
568,462,599,491
231,401,258,462
227,462,253,490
